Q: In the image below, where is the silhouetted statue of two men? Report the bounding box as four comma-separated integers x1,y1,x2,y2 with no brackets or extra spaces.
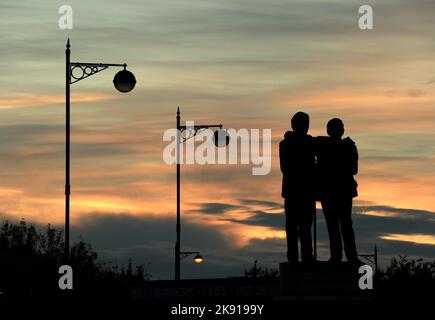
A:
280,112,361,265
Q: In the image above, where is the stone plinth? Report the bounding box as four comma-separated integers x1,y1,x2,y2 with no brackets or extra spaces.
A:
277,261,372,301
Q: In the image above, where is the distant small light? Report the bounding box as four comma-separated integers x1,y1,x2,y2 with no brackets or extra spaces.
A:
194,254,203,264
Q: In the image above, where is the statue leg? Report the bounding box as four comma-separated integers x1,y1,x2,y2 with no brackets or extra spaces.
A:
285,199,299,263
338,198,358,262
299,201,314,263
322,198,343,261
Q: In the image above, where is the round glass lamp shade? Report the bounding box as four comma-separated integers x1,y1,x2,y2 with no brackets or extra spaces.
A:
113,70,136,93
194,254,203,264
214,129,230,147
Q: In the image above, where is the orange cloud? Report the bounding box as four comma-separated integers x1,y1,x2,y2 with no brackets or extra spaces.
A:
281,91,435,107
380,234,435,246
0,92,116,109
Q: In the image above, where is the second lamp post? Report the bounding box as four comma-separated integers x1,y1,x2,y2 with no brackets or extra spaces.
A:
175,107,229,280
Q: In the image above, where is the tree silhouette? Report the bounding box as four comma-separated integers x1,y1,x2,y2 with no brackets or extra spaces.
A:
375,255,435,303
0,219,150,301
244,260,279,278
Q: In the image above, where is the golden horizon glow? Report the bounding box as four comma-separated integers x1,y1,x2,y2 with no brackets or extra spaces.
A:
380,234,435,246
0,92,117,109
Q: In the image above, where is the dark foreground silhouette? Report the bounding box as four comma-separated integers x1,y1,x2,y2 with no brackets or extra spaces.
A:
0,220,433,315
0,220,147,302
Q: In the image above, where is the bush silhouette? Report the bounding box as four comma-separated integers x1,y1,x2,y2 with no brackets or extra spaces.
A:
375,255,435,302
0,219,148,301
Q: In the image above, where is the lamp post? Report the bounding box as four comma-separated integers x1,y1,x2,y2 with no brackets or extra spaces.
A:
175,107,229,280
314,211,317,260
64,39,136,259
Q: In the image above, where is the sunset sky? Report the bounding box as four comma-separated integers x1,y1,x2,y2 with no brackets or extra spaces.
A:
0,0,434,279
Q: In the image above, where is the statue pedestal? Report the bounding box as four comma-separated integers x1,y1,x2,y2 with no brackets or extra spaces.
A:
277,261,372,301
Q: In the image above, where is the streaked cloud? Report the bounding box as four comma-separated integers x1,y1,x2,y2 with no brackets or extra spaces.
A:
380,234,435,246
0,92,116,109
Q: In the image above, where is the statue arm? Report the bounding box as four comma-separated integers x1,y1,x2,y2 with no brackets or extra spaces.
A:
279,140,287,174
351,144,359,175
